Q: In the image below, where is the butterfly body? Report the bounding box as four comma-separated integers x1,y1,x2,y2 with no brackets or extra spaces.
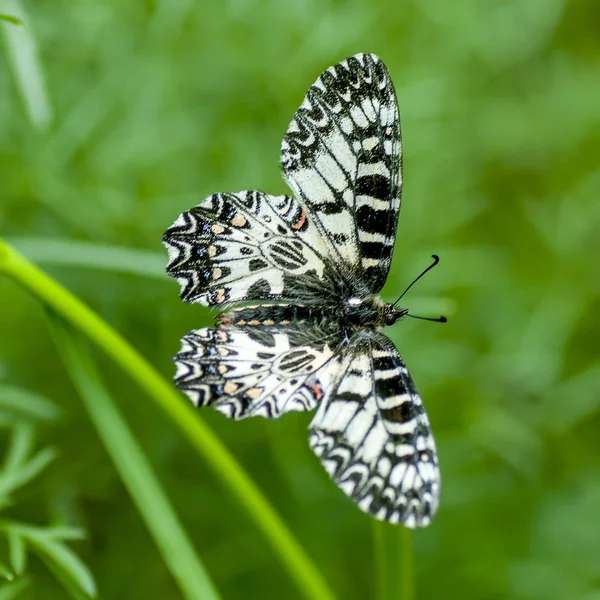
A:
163,54,440,527
217,296,406,329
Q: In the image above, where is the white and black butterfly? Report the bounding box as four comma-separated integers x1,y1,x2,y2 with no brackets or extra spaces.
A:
163,53,440,527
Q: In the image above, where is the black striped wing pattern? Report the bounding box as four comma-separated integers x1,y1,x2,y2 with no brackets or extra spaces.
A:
163,54,440,527
281,53,402,293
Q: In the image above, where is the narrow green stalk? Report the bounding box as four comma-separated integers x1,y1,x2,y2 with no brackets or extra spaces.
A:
372,520,414,600
0,238,337,600
49,320,220,600
373,520,387,600
400,528,414,600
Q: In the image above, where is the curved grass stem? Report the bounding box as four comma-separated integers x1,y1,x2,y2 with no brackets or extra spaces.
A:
0,238,337,600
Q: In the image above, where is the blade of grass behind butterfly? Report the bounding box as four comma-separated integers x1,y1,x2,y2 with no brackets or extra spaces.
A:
48,316,221,600
373,520,414,600
7,238,165,280
1,0,52,130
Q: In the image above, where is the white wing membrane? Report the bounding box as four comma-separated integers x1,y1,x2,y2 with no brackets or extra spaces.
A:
163,190,333,305
281,53,402,292
173,326,341,419
309,331,439,528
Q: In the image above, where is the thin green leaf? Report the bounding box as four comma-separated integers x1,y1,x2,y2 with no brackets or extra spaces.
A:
2,424,34,472
0,564,12,581
12,525,96,598
10,448,56,490
0,238,337,600
0,0,52,130
0,14,22,25
50,319,221,600
0,434,56,498
38,526,86,542
41,559,91,600
7,238,165,280
0,425,56,510
0,385,60,422
0,577,30,600
0,425,56,499
373,521,414,600
373,521,387,600
7,530,26,576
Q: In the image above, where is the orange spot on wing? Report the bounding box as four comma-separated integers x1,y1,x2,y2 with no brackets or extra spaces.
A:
217,312,232,326
224,381,239,394
231,213,247,227
313,381,324,401
291,209,307,230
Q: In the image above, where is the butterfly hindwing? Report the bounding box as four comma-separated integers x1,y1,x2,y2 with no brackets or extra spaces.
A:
309,330,439,528
163,190,334,305
173,322,342,419
281,53,402,292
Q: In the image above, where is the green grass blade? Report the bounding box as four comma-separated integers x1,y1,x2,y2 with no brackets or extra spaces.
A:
0,0,52,130
7,530,26,576
0,238,337,600
373,520,414,600
0,385,60,422
0,14,22,25
35,527,86,542
7,238,165,280
48,318,221,600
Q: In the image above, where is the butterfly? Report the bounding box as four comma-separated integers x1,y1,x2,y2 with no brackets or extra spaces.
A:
163,53,440,527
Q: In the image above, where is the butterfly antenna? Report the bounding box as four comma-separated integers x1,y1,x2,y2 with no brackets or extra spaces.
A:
407,313,447,323
393,254,441,306
392,254,447,323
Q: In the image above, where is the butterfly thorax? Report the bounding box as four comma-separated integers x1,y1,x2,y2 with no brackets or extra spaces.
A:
343,297,408,327
217,298,407,330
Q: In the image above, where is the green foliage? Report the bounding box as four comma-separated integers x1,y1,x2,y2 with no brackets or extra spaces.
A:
49,319,220,600
1,0,599,599
0,15,22,26
0,406,96,597
0,238,335,600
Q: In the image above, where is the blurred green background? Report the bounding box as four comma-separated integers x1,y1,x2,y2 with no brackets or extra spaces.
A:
1,0,600,598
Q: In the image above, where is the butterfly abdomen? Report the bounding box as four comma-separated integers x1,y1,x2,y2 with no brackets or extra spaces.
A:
217,297,406,330
217,304,330,327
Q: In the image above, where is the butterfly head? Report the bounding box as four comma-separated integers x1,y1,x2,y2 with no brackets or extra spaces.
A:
382,303,409,327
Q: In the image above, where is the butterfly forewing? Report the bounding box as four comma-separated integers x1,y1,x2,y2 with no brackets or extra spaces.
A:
281,53,402,292
163,190,334,305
